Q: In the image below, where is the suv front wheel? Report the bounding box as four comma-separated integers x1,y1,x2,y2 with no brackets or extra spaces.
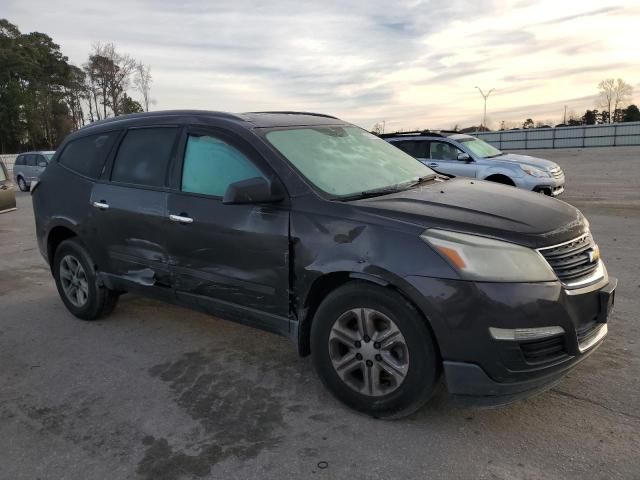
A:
311,282,440,418
17,176,29,192
53,238,119,320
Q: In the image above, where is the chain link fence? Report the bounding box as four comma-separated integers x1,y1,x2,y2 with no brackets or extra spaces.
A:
0,154,17,174
472,121,640,150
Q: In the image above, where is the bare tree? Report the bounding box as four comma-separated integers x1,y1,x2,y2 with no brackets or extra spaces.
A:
134,62,152,112
101,43,136,116
84,42,136,117
599,78,634,124
371,122,384,134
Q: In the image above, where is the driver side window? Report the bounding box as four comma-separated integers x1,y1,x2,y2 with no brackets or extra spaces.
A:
181,134,264,197
429,142,463,161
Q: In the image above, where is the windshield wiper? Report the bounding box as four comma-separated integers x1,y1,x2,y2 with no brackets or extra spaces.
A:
337,175,437,201
409,174,437,187
337,186,406,201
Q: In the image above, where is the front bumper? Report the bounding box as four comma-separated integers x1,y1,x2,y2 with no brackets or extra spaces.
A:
403,272,617,406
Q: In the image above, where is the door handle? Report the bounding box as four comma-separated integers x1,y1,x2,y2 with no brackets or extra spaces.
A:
92,201,109,210
427,162,439,167
169,214,193,224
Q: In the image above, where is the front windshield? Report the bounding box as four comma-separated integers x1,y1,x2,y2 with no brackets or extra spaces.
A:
265,126,435,197
44,153,54,161
458,137,503,158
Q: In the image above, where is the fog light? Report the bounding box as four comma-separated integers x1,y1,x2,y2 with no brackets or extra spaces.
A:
489,326,565,341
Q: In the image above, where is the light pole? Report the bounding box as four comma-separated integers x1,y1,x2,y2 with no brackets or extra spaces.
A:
475,86,495,130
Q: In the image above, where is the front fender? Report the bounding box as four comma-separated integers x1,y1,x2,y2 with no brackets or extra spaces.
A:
478,165,523,181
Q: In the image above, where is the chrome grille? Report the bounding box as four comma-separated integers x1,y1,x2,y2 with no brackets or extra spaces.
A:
577,322,608,352
538,234,600,284
549,167,564,179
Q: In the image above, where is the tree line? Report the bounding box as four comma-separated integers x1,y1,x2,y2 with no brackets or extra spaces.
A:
513,78,638,130
0,19,152,153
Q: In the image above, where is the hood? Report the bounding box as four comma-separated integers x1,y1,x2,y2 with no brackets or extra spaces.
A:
491,152,559,170
353,178,585,248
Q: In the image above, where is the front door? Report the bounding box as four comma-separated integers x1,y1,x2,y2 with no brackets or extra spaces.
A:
427,141,478,178
166,127,290,334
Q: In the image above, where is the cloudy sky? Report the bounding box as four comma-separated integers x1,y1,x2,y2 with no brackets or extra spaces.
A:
4,0,639,130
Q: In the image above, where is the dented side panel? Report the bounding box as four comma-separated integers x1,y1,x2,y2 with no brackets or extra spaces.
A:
88,182,173,287
289,194,459,312
166,193,290,320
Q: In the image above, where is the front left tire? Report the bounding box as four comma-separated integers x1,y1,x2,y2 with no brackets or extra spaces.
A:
310,282,441,419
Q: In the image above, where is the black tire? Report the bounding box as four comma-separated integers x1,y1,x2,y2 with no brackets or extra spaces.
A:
17,176,29,192
311,282,440,419
53,238,119,320
486,175,515,186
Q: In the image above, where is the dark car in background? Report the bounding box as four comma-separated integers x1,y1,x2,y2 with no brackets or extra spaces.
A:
13,150,55,191
32,110,616,418
0,160,16,214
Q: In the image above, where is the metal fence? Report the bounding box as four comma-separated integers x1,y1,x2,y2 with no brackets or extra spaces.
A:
0,154,17,174
472,121,640,150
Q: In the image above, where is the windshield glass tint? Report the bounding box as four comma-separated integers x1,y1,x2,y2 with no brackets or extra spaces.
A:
266,127,434,196
458,137,502,158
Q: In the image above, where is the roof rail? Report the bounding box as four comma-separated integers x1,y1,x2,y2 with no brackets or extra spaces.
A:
246,111,339,120
377,130,445,138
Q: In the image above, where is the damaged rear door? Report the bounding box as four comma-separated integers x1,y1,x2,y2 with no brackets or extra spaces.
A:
89,126,180,288
166,127,291,334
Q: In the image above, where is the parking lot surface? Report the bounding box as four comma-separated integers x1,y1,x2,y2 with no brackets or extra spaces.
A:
1,147,639,480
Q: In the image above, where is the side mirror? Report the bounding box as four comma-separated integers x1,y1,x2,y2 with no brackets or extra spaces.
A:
38,161,48,168
222,177,285,205
457,152,471,162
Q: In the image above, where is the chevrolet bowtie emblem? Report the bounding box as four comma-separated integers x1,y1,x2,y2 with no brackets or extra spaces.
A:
588,245,600,263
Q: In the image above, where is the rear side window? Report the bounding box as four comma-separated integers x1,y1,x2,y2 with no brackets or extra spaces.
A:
26,154,37,167
15,155,24,166
393,141,428,158
181,134,263,197
112,127,178,187
429,141,462,160
58,132,119,178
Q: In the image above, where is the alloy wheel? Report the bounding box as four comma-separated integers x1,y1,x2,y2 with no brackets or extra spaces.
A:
328,308,410,396
59,254,89,307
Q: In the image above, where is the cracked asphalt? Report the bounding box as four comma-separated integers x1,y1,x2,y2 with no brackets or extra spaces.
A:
1,146,639,479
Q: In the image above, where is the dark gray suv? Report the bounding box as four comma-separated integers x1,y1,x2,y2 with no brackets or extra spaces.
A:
32,111,616,418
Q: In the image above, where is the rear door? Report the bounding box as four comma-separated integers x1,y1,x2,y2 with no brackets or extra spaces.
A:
428,141,478,178
391,140,429,163
0,162,16,213
13,155,24,182
25,154,38,182
165,127,291,333
89,126,179,288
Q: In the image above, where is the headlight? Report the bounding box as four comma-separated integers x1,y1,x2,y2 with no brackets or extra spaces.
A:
520,165,550,178
420,229,557,282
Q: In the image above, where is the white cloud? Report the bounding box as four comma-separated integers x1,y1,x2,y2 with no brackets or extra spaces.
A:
3,0,638,130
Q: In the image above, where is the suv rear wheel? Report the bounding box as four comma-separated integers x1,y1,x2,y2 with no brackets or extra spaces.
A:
311,282,440,418
53,238,119,320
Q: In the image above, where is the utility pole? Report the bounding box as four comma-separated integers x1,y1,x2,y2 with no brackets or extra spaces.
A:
563,105,567,124
475,86,495,130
